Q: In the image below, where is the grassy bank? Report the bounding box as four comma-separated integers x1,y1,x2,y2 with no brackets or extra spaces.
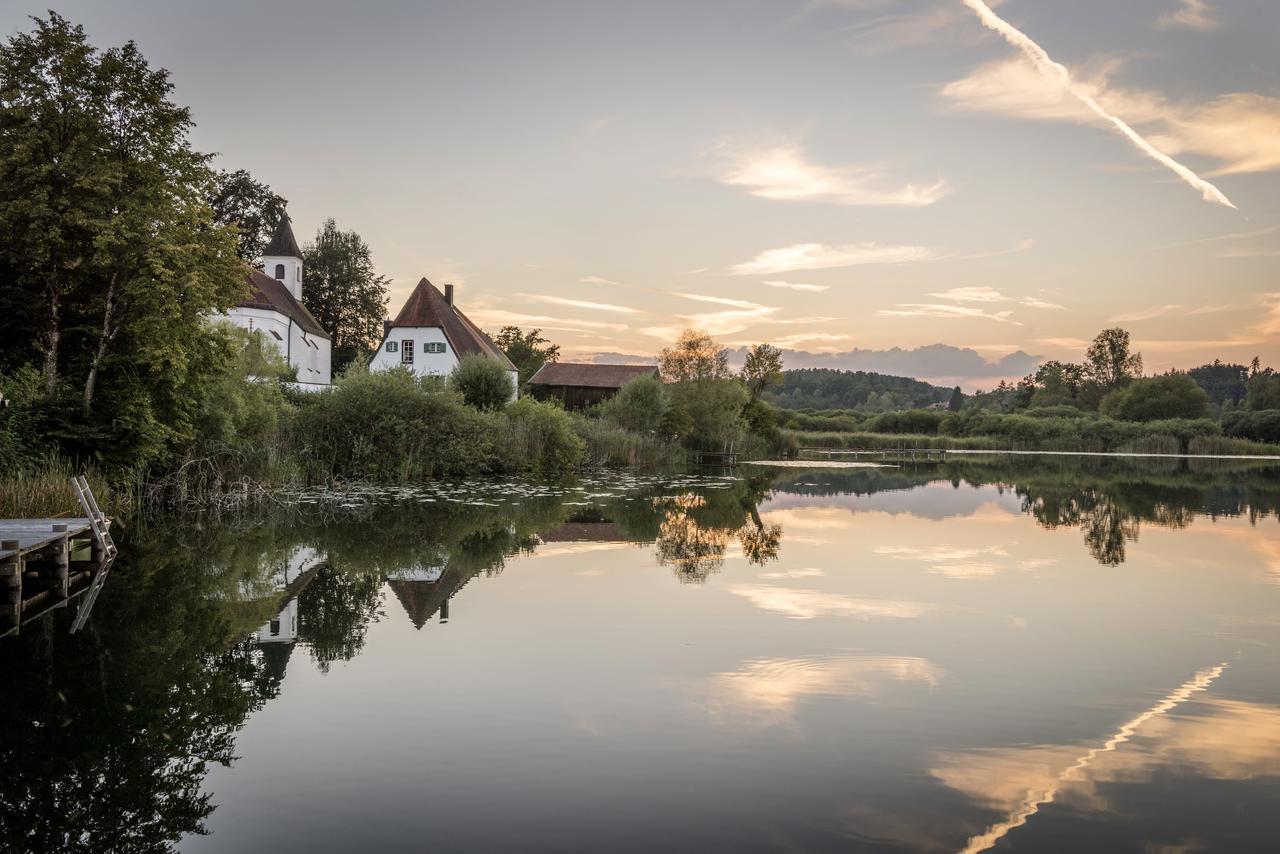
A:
783,428,1280,457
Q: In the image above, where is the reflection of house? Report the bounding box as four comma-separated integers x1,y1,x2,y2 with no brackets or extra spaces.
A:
256,597,299,644
369,278,518,399
527,363,659,409
245,546,325,645
385,563,475,630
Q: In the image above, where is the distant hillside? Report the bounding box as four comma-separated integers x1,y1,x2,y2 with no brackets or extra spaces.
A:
765,368,950,411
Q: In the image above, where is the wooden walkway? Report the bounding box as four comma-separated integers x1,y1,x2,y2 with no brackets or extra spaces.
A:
797,447,947,462
2,478,117,637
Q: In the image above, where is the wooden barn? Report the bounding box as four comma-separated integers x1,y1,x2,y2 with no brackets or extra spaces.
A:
526,363,659,409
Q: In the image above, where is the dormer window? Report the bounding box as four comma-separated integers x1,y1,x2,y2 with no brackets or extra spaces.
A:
274,263,285,280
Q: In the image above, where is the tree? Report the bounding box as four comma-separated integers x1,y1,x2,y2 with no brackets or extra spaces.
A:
659,329,731,382
208,169,287,262
948,386,964,411
599,374,669,434
1099,373,1209,422
449,355,512,410
1085,328,1143,389
301,219,390,373
0,13,245,465
493,326,559,386
741,343,783,400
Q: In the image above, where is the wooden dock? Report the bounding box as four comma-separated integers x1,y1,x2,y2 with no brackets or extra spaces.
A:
2,477,117,637
797,447,948,463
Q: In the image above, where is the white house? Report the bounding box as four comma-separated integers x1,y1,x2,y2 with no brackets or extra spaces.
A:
371,278,518,399
224,213,332,389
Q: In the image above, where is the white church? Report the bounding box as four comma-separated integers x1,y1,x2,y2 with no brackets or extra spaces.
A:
370,277,518,400
224,213,332,388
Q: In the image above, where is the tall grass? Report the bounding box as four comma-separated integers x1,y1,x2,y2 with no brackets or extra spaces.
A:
0,457,133,519
573,418,687,468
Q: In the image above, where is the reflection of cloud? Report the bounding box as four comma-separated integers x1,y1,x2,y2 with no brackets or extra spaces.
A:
759,567,825,580
875,544,1020,579
730,584,934,620
944,663,1227,854
706,655,943,726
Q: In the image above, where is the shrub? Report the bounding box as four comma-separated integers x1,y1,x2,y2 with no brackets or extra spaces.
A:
1100,373,1210,422
572,416,685,468
501,397,585,473
667,378,748,451
1222,409,1280,445
865,409,946,435
449,355,513,410
598,374,669,434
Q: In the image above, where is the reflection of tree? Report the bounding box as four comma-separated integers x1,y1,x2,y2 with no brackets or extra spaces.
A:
652,487,782,583
297,565,383,671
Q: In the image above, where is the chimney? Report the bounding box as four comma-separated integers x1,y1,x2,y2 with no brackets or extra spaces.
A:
444,283,455,305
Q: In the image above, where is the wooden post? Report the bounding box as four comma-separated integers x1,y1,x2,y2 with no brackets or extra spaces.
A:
2,541,21,624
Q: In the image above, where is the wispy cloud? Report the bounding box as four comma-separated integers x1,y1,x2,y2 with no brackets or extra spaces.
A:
1108,304,1183,323
712,142,949,207
763,280,831,293
579,275,628,286
830,0,1005,54
519,294,640,314
771,332,853,349
878,303,1021,324
467,308,628,333
956,0,1236,206
928,286,1065,312
732,242,935,275
1157,0,1220,31
1020,296,1066,310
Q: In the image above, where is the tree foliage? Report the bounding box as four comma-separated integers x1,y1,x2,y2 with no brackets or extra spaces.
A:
741,343,784,400
1085,327,1143,388
766,368,946,411
494,326,559,386
208,169,286,262
1099,373,1210,422
659,329,731,382
300,218,390,373
448,354,513,411
598,374,670,434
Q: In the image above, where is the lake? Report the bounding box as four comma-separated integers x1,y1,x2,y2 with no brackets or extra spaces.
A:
3,456,1280,852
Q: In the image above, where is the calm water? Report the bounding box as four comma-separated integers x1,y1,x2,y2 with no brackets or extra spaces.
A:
4,457,1280,853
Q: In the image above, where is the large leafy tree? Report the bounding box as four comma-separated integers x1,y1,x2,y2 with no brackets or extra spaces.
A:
0,13,245,466
208,169,287,262
741,343,783,400
1085,327,1143,389
659,329,731,382
301,218,390,373
494,326,559,386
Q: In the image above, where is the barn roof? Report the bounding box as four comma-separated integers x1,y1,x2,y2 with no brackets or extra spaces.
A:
385,278,516,370
237,269,330,339
528,362,659,389
262,214,302,258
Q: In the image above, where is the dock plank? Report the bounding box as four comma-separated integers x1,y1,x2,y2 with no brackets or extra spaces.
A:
0,518,93,559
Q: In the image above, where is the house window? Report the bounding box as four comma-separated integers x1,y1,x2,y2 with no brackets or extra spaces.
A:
402,339,414,364
386,341,398,353
425,342,446,354
274,263,285,280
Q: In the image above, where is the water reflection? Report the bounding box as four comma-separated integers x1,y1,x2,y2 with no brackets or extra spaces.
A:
0,459,1278,852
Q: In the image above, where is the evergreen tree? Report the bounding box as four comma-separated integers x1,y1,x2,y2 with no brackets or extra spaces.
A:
948,386,964,411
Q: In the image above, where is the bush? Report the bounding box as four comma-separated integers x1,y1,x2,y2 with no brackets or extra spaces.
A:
1100,373,1210,422
501,397,585,473
572,416,685,468
598,374,669,434
1222,409,1280,444
864,409,946,435
449,355,513,411
667,378,748,451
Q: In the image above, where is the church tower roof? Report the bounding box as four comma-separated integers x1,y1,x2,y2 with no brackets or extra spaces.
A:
262,213,302,258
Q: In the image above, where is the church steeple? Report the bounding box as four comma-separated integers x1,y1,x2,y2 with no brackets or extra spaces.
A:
262,212,304,300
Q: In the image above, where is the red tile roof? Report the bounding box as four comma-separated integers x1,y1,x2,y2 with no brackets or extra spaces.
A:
385,278,516,370
528,362,659,389
237,269,329,339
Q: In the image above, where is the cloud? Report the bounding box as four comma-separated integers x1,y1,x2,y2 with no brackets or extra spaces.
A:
955,1,1236,206
929,286,1006,303
669,292,780,335
944,57,1280,180
726,342,1043,381
712,142,949,207
466,308,628,333
770,332,853,350
1019,296,1066,310
1108,303,1183,323
878,303,1021,324
831,0,1006,53
763,280,831,293
732,242,935,275
1157,0,1220,31
518,294,640,314
579,275,628,286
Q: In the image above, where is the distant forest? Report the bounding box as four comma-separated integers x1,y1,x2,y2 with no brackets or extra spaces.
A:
764,368,950,411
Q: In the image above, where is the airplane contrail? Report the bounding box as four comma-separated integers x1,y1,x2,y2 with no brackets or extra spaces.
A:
958,662,1229,854
960,0,1236,209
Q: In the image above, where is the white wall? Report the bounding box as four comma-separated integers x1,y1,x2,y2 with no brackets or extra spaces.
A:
370,326,518,399
224,307,331,386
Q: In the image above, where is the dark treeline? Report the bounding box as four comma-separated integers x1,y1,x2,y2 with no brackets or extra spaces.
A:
765,368,949,411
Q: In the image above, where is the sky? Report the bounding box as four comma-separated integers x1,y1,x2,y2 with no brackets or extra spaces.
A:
4,0,1279,387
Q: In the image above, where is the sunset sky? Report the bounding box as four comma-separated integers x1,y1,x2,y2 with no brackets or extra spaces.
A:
8,0,1279,386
